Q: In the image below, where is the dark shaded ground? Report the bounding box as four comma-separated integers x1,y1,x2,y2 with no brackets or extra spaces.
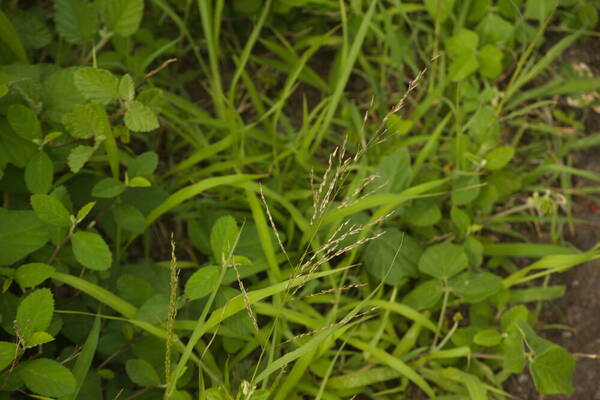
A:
507,36,600,400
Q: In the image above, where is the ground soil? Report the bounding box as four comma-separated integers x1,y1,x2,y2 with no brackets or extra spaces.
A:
507,36,600,400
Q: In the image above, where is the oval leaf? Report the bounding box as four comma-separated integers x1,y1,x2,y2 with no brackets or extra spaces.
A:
15,263,55,288
18,358,76,397
418,242,468,279
30,194,71,227
25,151,54,194
71,231,112,271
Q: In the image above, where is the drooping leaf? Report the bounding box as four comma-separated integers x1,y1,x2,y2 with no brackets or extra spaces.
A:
68,145,95,173
0,209,49,266
124,100,159,132
30,194,71,227
18,358,76,397
25,151,53,194
54,0,97,44
71,231,112,271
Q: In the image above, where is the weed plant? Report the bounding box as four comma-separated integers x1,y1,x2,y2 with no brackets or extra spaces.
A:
0,1,600,399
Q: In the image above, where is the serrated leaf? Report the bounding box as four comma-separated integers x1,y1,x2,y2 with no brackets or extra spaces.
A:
184,265,221,301
25,151,54,194
7,104,41,141
91,178,126,198
128,176,151,187
76,202,96,223
0,209,50,266
15,263,55,288
100,0,144,37
30,194,71,227
125,358,161,387
71,231,112,271
118,73,135,102
54,0,97,44
18,358,76,397
16,288,54,343
124,100,159,132
42,69,86,122
419,242,468,279
62,104,105,139
68,145,95,173
9,10,52,50
128,151,158,178
74,67,118,105
210,216,239,263
530,346,575,395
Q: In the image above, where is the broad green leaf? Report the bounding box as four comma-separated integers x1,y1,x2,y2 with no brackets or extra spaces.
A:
0,341,17,370
18,358,76,397
473,328,502,346
374,148,412,194
15,263,55,288
577,3,599,27
449,271,502,302
128,151,158,178
450,206,471,239
68,145,95,173
419,242,468,279
477,13,514,45
8,10,51,50
54,0,97,44
16,288,54,343
424,0,456,21
502,329,526,373
0,209,49,266
184,266,221,300
524,0,558,21
402,279,443,310
112,204,146,234
118,73,135,101
467,0,491,22
100,0,144,37
403,200,441,227
61,104,105,139
26,331,54,347
484,146,515,170
210,216,239,263
0,9,28,62
449,54,479,81
136,294,169,324
71,231,112,271
452,174,481,206
76,202,96,223
126,358,161,387
7,104,41,140
124,100,159,132
117,274,153,306
91,178,125,198
42,69,86,122
74,67,118,105
30,194,71,227
363,229,421,285
530,346,575,395
128,176,151,187
25,152,53,194
446,29,479,58
478,45,504,79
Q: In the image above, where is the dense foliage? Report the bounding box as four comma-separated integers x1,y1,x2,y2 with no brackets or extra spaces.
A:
1,0,600,399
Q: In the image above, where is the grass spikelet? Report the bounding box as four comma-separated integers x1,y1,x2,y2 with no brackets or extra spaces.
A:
165,234,180,387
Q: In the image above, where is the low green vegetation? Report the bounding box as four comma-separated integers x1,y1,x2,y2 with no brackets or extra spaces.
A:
1,0,600,399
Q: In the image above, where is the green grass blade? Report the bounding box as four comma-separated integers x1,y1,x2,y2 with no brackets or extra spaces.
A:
63,315,100,400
